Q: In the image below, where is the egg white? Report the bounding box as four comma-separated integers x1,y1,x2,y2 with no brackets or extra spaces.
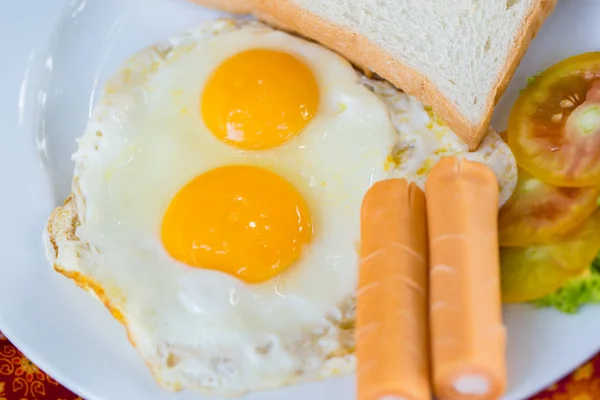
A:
360,78,517,205
56,20,397,394
46,19,517,395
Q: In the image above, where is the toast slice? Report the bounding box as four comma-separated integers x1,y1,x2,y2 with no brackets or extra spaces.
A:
192,0,556,149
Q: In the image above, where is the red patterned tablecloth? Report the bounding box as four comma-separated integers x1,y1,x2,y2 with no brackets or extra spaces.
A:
0,331,598,399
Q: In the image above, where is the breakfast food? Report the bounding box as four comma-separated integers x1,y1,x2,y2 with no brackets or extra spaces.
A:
499,52,600,312
44,19,516,394
498,168,600,247
508,52,600,187
364,79,517,206
426,157,506,400
501,211,600,303
534,258,600,313
191,0,557,149
357,179,430,400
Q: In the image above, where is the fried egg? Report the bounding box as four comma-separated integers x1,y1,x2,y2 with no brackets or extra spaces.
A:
45,20,517,395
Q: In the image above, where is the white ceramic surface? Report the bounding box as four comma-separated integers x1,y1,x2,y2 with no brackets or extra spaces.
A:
0,0,599,399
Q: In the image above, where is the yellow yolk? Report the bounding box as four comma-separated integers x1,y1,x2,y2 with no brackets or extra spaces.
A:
161,165,313,283
201,49,319,150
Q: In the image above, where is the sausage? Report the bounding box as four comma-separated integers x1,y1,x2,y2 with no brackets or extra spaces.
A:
357,179,431,400
425,157,506,400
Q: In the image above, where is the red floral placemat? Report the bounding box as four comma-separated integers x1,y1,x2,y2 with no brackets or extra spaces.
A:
1,330,598,399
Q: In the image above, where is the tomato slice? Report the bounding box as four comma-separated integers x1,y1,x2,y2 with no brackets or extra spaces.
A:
508,52,600,187
498,168,600,246
500,210,600,303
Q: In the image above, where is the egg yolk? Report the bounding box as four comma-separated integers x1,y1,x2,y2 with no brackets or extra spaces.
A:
201,49,320,150
161,165,313,283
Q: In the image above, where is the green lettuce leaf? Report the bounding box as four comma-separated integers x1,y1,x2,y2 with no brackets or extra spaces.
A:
532,253,600,314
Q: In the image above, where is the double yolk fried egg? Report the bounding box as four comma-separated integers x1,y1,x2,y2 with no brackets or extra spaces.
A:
45,20,517,395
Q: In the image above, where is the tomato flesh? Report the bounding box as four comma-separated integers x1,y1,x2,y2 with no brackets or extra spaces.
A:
498,168,600,246
509,52,600,187
501,210,600,303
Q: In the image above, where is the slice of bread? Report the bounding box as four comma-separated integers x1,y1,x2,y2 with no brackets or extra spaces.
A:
191,0,556,149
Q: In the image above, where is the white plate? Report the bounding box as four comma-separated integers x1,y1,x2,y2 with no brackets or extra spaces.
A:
0,0,599,399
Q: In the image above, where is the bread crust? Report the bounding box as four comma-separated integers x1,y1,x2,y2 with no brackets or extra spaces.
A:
193,0,254,13
189,0,556,150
